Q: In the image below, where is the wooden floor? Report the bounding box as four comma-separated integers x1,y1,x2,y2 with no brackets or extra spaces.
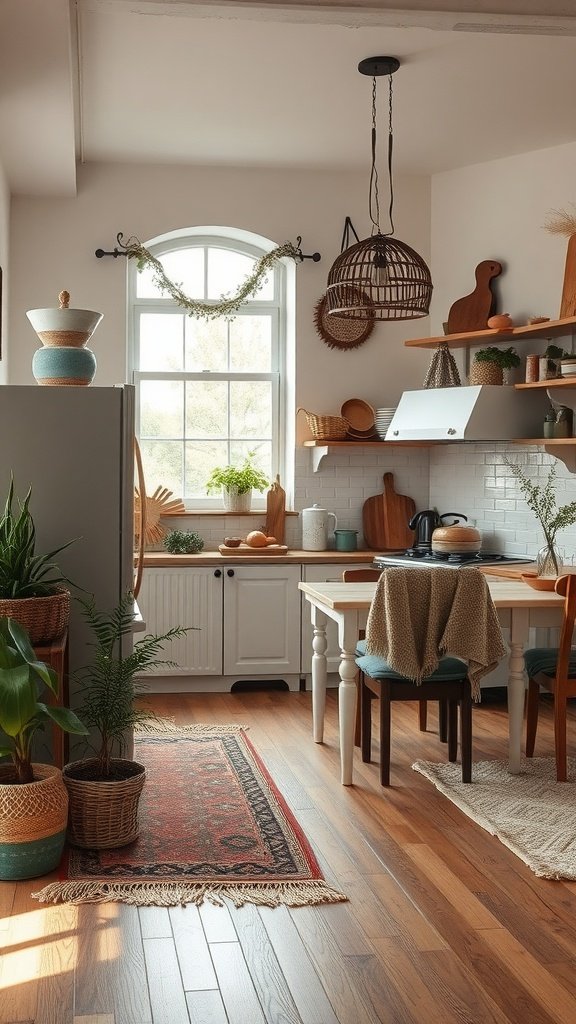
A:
2,689,576,1024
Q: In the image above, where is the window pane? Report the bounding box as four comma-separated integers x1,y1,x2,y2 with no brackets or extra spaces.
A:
140,440,183,497
185,318,227,371
230,381,271,438
137,249,205,299
140,381,184,438
185,381,228,438
208,248,273,301
229,441,272,484
229,315,271,371
140,313,185,370
185,441,229,499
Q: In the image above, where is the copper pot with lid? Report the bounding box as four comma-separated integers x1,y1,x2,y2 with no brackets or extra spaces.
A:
431,515,481,555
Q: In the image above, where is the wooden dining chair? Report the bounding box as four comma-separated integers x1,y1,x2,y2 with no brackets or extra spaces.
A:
353,565,502,786
342,567,447,745
525,573,576,782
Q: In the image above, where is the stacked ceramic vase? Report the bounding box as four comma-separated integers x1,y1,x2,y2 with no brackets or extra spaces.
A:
27,290,102,386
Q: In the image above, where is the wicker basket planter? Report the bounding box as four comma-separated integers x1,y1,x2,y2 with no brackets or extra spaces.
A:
469,361,503,386
0,763,68,880
63,758,146,849
0,587,70,644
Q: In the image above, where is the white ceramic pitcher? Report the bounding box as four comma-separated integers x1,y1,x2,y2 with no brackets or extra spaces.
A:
301,504,338,551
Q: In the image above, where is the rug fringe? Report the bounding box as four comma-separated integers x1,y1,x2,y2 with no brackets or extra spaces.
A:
32,879,347,908
136,721,246,737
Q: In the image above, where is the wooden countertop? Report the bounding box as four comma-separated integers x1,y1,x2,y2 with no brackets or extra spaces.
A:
141,549,387,567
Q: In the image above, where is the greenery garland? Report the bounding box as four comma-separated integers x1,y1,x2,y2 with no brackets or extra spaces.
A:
115,232,303,320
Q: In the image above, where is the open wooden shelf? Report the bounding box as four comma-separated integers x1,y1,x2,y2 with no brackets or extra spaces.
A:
515,378,576,390
404,316,576,350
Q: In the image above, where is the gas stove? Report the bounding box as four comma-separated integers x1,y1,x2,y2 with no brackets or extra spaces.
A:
373,550,534,569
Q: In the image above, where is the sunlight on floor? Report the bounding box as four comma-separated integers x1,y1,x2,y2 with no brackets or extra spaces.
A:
0,904,121,989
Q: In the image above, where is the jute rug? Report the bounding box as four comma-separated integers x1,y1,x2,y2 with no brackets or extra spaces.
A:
413,756,576,880
33,724,346,907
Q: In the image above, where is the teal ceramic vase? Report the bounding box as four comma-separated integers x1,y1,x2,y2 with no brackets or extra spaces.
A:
32,345,97,386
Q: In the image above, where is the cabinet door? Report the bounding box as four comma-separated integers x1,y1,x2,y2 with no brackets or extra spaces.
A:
223,564,301,676
301,563,368,675
138,567,223,675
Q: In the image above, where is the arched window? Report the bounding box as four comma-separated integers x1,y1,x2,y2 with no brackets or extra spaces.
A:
129,227,294,509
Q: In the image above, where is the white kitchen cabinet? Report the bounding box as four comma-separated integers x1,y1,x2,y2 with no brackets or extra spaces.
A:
137,566,223,675
138,562,302,689
223,564,302,677
300,562,368,679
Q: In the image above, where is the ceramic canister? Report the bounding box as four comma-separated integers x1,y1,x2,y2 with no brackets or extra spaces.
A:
301,504,338,551
32,346,97,386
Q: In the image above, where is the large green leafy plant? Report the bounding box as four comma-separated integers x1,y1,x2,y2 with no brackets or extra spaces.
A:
73,592,188,777
0,477,75,598
0,617,87,784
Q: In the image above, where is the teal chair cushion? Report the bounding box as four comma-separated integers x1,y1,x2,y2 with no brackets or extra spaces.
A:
356,638,367,657
356,653,468,683
524,647,576,678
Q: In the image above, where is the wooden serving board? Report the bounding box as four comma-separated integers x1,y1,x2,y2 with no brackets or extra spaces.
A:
362,472,416,550
265,475,286,544
477,563,537,579
560,234,576,319
218,543,288,556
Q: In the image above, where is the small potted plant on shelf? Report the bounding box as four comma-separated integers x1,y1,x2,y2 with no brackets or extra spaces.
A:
469,346,521,385
205,451,269,512
0,477,77,645
0,616,87,879
541,344,568,380
62,592,188,849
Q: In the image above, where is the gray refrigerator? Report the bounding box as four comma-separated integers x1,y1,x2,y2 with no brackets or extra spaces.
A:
0,385,136,755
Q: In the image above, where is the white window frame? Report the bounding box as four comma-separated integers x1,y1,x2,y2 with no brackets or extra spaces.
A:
127,226,293,510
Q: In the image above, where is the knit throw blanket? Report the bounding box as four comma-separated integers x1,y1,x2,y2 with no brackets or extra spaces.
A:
365,566,507,701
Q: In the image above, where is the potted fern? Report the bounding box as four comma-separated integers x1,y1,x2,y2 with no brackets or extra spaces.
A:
205,451,269,512
0,616,87,879
62,592,188,849
0,477,76,644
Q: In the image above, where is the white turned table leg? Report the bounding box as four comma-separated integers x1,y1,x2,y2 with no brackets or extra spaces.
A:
508,608,529,774
310,605,328,744
337,614,360,786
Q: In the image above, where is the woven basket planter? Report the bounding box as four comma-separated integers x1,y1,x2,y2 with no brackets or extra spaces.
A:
0,587,70,644
469,361,503,386
0,763,68,880
63,758,146,849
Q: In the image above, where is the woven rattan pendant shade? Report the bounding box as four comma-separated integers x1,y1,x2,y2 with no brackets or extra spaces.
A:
326,234,432,320
326,56,432,322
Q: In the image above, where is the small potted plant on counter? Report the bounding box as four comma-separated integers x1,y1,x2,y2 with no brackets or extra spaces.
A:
62,592,188,849
469,346,521,385
163,529,204,555
205,451,269,512
0,616,87,879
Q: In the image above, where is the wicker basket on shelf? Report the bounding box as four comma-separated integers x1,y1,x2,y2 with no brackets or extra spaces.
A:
297,407,349,441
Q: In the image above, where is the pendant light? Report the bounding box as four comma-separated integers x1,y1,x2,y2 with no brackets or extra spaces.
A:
326,56,433,321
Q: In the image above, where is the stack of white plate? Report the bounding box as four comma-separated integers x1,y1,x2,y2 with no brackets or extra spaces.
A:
375,407,396,439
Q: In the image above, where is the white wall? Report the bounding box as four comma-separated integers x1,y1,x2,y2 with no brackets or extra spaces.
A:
9,161,432,420
0,158,9,384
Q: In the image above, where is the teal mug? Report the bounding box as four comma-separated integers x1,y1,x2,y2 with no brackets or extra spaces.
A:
334,530,358,552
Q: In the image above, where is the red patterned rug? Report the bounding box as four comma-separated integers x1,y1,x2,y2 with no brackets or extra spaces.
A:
33,724,346,908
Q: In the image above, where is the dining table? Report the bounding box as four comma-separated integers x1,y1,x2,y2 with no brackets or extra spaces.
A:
298,576,565,785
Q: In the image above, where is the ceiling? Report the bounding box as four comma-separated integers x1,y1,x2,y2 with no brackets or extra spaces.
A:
3,0,576,196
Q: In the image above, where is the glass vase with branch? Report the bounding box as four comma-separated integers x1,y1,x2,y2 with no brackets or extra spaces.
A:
505,459,576,577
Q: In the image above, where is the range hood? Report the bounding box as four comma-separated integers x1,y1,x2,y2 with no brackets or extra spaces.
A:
385,385,550,442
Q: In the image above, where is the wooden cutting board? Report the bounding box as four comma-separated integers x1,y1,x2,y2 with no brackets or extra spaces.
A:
560,233,576,318
362,473,416,550
265,475,286,544
218,543,288,556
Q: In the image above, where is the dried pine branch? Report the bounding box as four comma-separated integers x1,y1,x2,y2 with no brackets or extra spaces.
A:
543,205,576,237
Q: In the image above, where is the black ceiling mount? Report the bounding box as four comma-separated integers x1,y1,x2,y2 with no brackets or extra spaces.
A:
358,56,400,77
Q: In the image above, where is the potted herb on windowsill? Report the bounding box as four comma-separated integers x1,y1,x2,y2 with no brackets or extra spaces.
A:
62,592,188,849
469,346,521,386
205,452,269,512
0,617,87,879
0,477,77,645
